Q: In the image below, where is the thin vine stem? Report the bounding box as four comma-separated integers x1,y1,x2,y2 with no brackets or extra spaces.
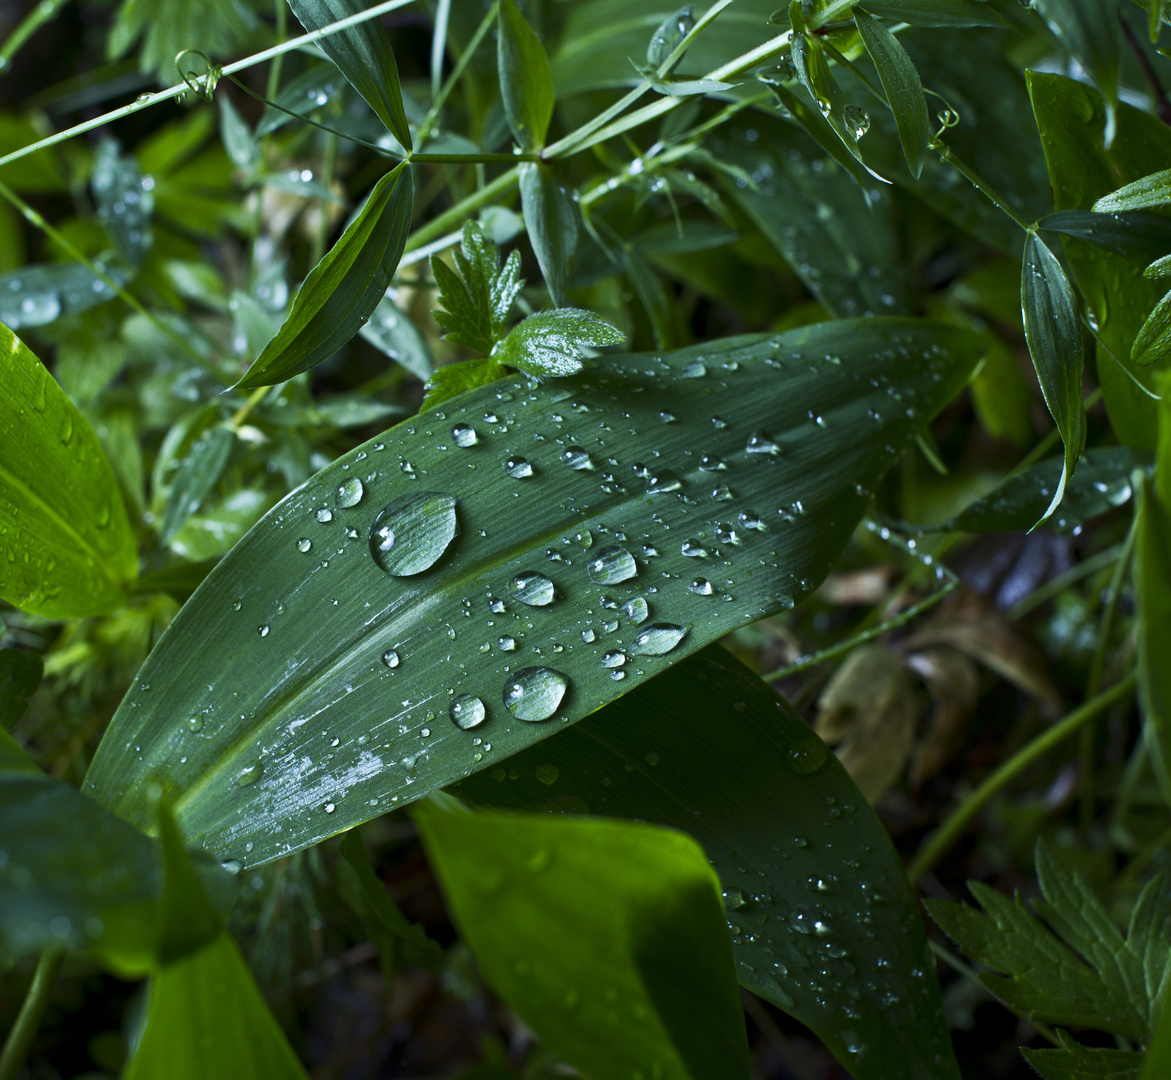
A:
0,946,65,1080
415,1,499,150
908,673,1137,886
0,0,72,71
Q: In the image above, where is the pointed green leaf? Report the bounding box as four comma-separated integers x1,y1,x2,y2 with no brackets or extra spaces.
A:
123,931,309,1080
421,356,508,412
646,4,696,68
497,0,555,152
1039,209,1171,266
155,796,223,965
519,162,580,308
286,0,411,151
84,320,982,867
416,800,751,1080
236,163,413,389
455,645,961,1080
857,0,1009,27
1149,0,1167,43
0,325,137,617
160,425,235,544
854,12,931,178
1093,168,1171,213
493,308,623,379
1021,231,1087,523
1133,288,1171,367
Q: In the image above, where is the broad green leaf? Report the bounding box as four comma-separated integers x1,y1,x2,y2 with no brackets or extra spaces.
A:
432,221,524,355
927,843,1170,1041
1028,72,1171,449
858,0,1009,27
0,325,137,617
1133,288,1171,367
1023,1037,1143,1080
416,800,752,1080
155,796,224,965
338,829,445,970
710,113,907,318
92,138,155,265
85,319,982,867
520,162,580,307
1039,210,1171,266
123,932,308,1080
160,425,235,544
236,163,413,389
455,645,960,1080
359,294,434,380
940,446,1151,534
854,11,930,178
286,0,411,152
498,0,555,152
493,308,623,379
1094,169,1171,213
0,647,42,728
0,262,123,330
1021,231,1086,523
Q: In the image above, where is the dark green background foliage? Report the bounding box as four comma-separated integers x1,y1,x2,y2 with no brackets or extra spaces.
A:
1,0,1170,1078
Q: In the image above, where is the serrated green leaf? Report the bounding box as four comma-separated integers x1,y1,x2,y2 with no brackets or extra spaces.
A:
123,932,309,1080
520,162,580,308
455,644,961,1080
431,221,524,355
1039,210,1171,266
493,308,623,379
286,0,411,152
0,648,42,729
0,326,137,617
421,357,509,412
236,163,413,389
415,801,752,1080
926,843,1170,1042
84,318,982,868
108,0,256,84
858,0,1009,27
1021,231,1087,523
1133,288,1171,367
498,0,555,152
1094,169,1171,213
160,426,235,544
940,446,1151,534
854,11,930,178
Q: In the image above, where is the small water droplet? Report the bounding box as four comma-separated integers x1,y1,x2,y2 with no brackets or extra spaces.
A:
588,545,637,584
689,578,714,596
369,492,458,576
382,649,401,669
699,453,726,471
738,509,764,530
510,571,556,607
235,763,261,787
488,596,506,614
325,802,336,813
186,715,204,732
316,508,333,523
681,360,706,378
845,103,870,139
682,538,709,558
258,625,270,637
786,728,829,775
504,667,569,722
746,431,781,456
451,694,487,729
581,627,597,643
336,477,364,508
601,650,626,668
621,597,648,624
505,455,533,478
498,635,518,651
715,522,739,544
296,537,312,552
630,623,689,656
647,469,682,494
562,445,593,470
452,423,478,447
535,763,559,785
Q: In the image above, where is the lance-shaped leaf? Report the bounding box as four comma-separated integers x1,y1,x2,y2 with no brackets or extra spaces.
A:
520,162,580,308
286,0,411,152
0,325,137,617
493,308,624,379
1094,169,1171,213
857,0,1009,27
1039,209,1171,266
416,801,752,1080
1133,287,1171,367
161,425,236,544
1021,231,1086,524
236,164,413,389
498,0,555,152
453,645,960,1080
854,11,930,178
84,319,983,867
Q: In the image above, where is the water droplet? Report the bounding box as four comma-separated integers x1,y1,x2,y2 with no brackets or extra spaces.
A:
325,802,336,813
504,455,533,478
738,509,764,530
689,578,714,596
581,627,597,643
535,763,559,785
562,445,593,470
646,469,682,494
370,492,458,576
631,623,689,656
845,103,870,139
659,410,677,423
382,650,401,669
510,571,556,607
786,728,829,775
621,597,648,624
316,508,333,523
296,537,312,553
336,477,364,508
186,715,204,732
746,431,781,455
488,596,506,614
258,625,270,637
498,636,517,651
588,545,637,584
699,453,726,471
235,763,261,787
452,423,477,447
714,522,739,544
504,667,569,722
681,360,706,378
451,694,487,729
682,538,708,558
602,650,626,668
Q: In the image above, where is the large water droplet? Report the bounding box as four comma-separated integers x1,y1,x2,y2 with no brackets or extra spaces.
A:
844,103,870,139
786,728,829,775
382,649,401,669
370,492,458,576
562,446,593,470
452,423,477,447
689,578,714,596
630,623,689,656
646,469,682,494
601,650,626,668
504,455,533,478
336,477,364,508
504,667,569,722
451,694,487,729
621,597,648,624
316,508,333,523
588,545,637,584
746,432,781,456
510,571,556,607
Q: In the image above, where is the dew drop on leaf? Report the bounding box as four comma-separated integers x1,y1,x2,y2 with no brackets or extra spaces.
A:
452,423,477,447
646,469,682,494
630,623,689,656
746,431,781,456
369,492,458,576
601,650,626,668
296,537,312,552
382,650,401,669
562,445,593,470
510,571,556,607
786,727,829,775
336,477,364,508
621,597,648,624
235,763,261,787
681,539,708,558
503,667,569,722
504,455,533,478
450,694,487,730
587,545,637,584
316,508,333,523
689,578,714,596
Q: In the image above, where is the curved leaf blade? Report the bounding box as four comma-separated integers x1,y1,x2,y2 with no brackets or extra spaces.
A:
519,161,580,307
1093,168,1171,214
498,0,555,152
454,645,961,1080
1134,287,1171,367
286,0,411,151
416,800,751,1080
857,0,1010,28
1021,231,1087,523
0,325,137,617
85,320,982,867
236,164,413,389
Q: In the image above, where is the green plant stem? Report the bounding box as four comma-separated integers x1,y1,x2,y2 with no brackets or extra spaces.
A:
0,0,418,172
416,1,499,150
265,0,288,103
0,946,65,1080
932,142,1032,232
908,673,1137,885
0,0,71,71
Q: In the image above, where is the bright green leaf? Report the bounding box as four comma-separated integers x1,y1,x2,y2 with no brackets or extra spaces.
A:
497,0,555,152
421,357,509,412
1021,231,1087,523
416,800,752,1080
155,796,224,966
646,4,696,69
286,0,412,152
1095,170,1171,213
1133,288,1171,367
1143,992,1171,1080
1149,0,1167,43
236,163,413,389
0,325,137,617
123,932,309,1080
84,319,982,867
519,162,580,308
455,644,961,1080
493,308,623,379
854,11,930,178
